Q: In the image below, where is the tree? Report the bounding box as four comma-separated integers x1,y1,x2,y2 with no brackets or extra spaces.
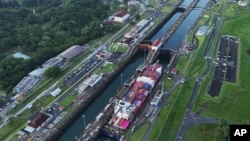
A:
45,66,62,78
215,120,229,141
246,48,250,56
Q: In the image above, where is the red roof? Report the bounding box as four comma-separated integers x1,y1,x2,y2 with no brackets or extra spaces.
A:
28,113,49,128
152,39,162,47
171,67,178,74
115,12,127,17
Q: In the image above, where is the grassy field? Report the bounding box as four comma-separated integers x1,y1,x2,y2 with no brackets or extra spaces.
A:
175,55,189,74
110,43,128,53
0,118,27,141
96,63,117,74
148,99,173,140
60,93,77,108
183,5,250,141
156,80,195,141
194,9,250,123
127,123,150,140
183,123,219,141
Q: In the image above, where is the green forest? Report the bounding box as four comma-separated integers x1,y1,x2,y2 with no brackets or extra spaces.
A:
0,0,121,93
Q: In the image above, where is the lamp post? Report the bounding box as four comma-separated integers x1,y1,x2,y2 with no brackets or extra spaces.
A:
144,49,146,63
82,115,86,129
116,130,119,141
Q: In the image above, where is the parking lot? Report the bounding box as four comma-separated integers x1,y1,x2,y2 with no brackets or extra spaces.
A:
64,57,101,86
107,52,123,63
225,36,237,82
18,103,63,140
208,35,238,97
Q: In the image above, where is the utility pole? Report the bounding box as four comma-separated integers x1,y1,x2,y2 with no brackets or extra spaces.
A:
82,115,86,129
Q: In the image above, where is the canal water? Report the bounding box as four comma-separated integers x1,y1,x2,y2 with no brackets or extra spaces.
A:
151,12,182,41
163,0,210,50
56,0,210,140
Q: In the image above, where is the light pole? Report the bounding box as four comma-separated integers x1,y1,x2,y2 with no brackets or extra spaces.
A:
144,49,146,63
82,115,86,129
116,130,119,141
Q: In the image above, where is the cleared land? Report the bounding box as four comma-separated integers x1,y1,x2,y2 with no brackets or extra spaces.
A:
183,3,250,141
194,9,250,123
183,123,219,141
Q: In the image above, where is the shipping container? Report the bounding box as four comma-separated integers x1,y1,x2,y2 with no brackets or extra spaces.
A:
129,95,135,103
129,91,135,97
136,101,142,107
137,93,143,100
121,120,130,129
115,117,121,126
135,92,141,98
124,95,130,102
133,105,141,115
143,90,149,96
132,99,138,105
144,83,151,90
119,118,125,127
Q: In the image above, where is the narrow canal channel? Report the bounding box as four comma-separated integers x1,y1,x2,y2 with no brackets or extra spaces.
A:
56,0,210,140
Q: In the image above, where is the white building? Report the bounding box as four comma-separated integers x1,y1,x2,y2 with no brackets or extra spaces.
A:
196,25,208,36
42,57,62,69
13,76,39,94
113,12,130,23
29,68,45,78
238,0,248,6
50,88,62,96
82,74,102,87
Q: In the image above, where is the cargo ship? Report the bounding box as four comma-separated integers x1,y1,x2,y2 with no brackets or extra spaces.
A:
102,61,162,140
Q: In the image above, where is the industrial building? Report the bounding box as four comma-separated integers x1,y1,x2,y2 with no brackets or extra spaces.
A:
42,57,63,69
24,112,50,133
82,74,102,87
113,12,130,23
13,76,39,94
29,68,46,78
58,45,87,60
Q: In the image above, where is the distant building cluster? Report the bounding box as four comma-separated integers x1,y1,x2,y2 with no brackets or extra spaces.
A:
13,44,89,102
119,19,153,47
13,77,40,95
19,104,66,138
